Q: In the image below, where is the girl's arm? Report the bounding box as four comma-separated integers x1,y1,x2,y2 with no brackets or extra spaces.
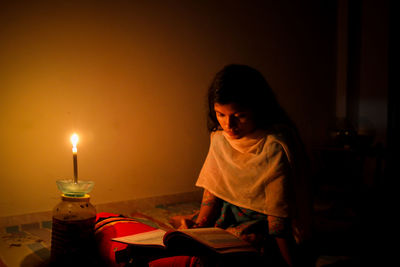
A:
180,189,221,229
194,189,221,227
275,236,297,267
268,215,297,267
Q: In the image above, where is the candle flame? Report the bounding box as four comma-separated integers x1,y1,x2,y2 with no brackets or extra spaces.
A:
70,133,79,149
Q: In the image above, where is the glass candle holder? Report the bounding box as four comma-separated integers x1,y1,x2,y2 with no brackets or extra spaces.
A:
56,179,94,197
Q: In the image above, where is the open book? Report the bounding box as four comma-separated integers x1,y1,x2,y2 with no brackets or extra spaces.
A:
112,227,258,255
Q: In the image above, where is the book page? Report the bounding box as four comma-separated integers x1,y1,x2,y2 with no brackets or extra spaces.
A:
178,228,253,250
112,229,167,247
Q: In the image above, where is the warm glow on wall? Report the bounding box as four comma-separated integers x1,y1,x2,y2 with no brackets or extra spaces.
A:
0,0,338,218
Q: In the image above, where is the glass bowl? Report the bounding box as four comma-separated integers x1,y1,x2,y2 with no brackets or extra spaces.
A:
56,179,94,197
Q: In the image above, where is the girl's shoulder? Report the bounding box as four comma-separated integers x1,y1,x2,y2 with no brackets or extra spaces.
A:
265,124,297,145
263,126,295,159
209,130,224,142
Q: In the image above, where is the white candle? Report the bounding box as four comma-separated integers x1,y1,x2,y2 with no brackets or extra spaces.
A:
70,133,79,183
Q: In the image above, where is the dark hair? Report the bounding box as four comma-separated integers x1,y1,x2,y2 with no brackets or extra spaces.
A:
207,64,292,132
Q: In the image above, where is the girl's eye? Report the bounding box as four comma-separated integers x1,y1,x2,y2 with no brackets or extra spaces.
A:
235,113,247,119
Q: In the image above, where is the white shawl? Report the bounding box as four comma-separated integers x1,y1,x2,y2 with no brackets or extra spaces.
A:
196,127,312,243
196,129,292,218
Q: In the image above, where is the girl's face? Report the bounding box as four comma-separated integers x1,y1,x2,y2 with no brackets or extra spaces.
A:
214,103,256,139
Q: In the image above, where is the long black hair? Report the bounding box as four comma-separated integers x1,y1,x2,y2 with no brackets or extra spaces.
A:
207,64,293,132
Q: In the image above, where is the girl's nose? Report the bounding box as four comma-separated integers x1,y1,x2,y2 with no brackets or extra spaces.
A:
227,116,237,129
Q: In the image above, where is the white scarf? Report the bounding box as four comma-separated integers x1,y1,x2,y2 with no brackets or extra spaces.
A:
196,129,292,218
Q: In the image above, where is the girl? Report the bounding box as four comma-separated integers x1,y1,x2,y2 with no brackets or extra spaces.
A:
178,64,312,267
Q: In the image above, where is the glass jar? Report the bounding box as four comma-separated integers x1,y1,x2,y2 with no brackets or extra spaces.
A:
50,194,97,266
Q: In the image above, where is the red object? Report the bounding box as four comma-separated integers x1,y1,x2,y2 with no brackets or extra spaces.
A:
95,213,200,267
149,256,198,267
95,212,156,267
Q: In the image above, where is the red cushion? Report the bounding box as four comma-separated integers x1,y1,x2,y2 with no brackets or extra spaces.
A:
95,212,157,267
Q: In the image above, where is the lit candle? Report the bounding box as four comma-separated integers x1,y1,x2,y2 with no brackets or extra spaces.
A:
70,133,79,184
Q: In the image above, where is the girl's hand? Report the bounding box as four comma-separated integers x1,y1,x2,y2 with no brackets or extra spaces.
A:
177,189,221,230
240,233,257,243
178,218,195,229
240,233,265,247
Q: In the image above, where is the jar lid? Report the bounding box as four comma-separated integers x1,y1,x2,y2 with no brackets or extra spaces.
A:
61,194,90,202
